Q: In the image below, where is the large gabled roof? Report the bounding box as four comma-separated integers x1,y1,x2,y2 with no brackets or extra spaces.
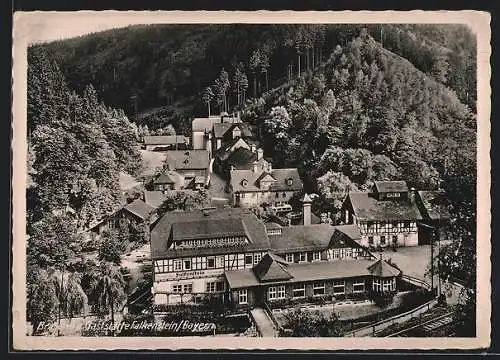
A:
270,224,336,252
171,218,248,241
252,253,293,282
123,198,156,220
417,190,451,221
348,192,422,221
150,208,271,259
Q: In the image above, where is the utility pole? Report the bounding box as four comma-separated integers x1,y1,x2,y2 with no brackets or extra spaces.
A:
430,226,434,291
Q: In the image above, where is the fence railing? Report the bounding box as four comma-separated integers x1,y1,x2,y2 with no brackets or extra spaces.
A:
343,275,435,337
343,297,438,337
263,301,282,335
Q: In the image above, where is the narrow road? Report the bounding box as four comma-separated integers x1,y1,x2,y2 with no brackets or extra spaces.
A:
250,308,278,337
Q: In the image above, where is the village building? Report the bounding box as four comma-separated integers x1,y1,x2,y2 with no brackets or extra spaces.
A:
341,181,423,248
149,195,386,309
143,135,190,151
87,198,158,238
224,254,401,309
150,207,272,306
229,162,303,209
214,144,270,179
415,190,452,244
149,150,211,192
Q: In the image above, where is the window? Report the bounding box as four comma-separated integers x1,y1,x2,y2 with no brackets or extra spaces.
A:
313,252,321,261
373,278,396,292
275,192,279,198
268,286,277,300
286,178,293,186
333,249,340,259
299,252,307,263
206,282,216,293
183,283,193,293
386,192,400,198
207,257,215,269
241,192,246,198
333,280,345,295
313,282,325,296
174,260,182,271
172,284,182,293
368,236,374,245
277,285,286,299
353,280,365,293
285,253,294,263
216,281,225,292
183,259,191,270
254,253,262,264
292,284,306,298
238,289,248,304
380,236,386,245
245,254,253,265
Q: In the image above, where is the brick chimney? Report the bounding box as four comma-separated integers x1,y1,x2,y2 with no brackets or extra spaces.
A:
257,148,264,160
302,193,313,226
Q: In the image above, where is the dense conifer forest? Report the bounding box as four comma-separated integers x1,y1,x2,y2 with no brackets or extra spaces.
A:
26,24,477,336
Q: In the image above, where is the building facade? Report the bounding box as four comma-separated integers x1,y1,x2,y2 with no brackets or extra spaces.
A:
224,254,401,309
229,164,303,208
150,208,271,306
143,135,190,151
342,181,423,248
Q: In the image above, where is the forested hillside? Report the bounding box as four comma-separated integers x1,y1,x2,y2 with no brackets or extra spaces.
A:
27,46,142,230
41,24,476,133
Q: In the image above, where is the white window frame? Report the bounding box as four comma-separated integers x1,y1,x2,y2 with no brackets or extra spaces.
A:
353,280,365,294
238,289,248,304
333,280,345,295
277,285,286,299
206,282,216,293
285,253,294,263
183,283,193,293
333,249,340,259
313,282,325,296
172,284,182,293
373,278,382,292
245,254,253,266
174,260,182,271
207,257,215,269
254,253,262,264
292,284,306,299
312,252,321,261
183,259,191,270
268,286,277,300
299,252,307,263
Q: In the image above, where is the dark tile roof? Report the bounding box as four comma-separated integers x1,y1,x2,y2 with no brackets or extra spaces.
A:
252,253,292,282
143,191,167,208
171,218,248,241
214,138,250,162
270,224,337,252
230,168,303,193
367,259,401,278
213,122,234,138
334,224,362,241
329,226,364,249
165,150,210,170
348,192,423,221
123,199,156,220
225,147,257,169
150,208,270,259
143,135,189,146
374,181,409,193
225,259,380,289
417,190,451,221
